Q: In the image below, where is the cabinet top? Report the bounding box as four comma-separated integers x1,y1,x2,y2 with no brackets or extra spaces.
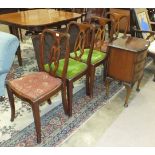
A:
108,37,150,52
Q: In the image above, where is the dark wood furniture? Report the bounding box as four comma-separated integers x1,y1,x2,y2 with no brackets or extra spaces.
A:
105,36,150,107
6,29,70,144
62,22,95,116
105,11,130,41
0,9,82,66
109,9,131,33
85,8,107,22
33,22,95,116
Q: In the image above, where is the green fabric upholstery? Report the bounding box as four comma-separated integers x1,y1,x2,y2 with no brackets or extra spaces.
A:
70,49,106,64
44,58,87,79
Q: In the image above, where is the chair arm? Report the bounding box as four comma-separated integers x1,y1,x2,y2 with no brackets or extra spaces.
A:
150,21,155,26
132,26,155,40
133,26,155,34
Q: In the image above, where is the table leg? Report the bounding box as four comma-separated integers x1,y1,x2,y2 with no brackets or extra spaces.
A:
9,26,22,66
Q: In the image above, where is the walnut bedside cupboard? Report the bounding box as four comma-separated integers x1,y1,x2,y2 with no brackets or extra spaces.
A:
105,36,150,107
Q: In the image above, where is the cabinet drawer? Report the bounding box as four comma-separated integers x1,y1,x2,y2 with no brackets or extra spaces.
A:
136,50,147,62
133,70,143,81
134,60,145,73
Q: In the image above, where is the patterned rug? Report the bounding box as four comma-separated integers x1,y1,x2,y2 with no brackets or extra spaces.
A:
0,37,153,147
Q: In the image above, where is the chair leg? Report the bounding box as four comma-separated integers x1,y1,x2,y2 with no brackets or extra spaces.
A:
47,99,52,105
61,84,68,115
67,81,73,117
32,103,41,144
89,66,95,98
86,72,90,96
103,62,107,81
6,84,15,122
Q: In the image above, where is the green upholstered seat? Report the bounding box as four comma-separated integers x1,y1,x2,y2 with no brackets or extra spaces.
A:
70,49,106,64
44,58,87,79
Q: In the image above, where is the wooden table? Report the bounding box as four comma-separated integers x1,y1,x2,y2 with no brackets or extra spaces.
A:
0,9,82,66
105,36,150,107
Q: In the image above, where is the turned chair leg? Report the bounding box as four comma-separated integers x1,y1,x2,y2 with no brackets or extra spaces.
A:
67,81,73,117
32,103,41,144
6,84,15,122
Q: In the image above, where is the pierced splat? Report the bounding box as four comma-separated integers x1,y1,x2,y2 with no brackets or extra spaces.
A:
38,30,69,79
73,31,86,60
67,22,94,62
48,44,61,76
89,16,110,51
106,12,129,40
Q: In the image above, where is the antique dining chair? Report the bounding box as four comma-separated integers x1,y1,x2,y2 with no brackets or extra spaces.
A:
6,30,70,143
105,11,130,41
78,16,111,97
33,22,95,116
0,31,19,102
67,21,95,99
132,8,155,81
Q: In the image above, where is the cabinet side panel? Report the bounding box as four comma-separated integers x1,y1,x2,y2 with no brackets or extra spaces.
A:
108,48,135,82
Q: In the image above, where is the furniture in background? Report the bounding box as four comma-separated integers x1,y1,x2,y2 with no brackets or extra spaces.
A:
84,8,108,22
109,9,132,34
105,11,130,40
132,8,155,81
0,9,82,66
105,37,150,107
0,31,19,101
6,30,70,143
71,8,87,22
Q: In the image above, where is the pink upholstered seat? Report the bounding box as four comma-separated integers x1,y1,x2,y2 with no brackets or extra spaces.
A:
8,72,62,102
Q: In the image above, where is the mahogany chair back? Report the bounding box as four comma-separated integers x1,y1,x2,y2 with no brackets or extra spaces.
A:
32,29,70,80
67,21,95,64
105,12,130,41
